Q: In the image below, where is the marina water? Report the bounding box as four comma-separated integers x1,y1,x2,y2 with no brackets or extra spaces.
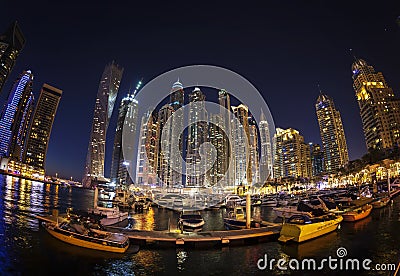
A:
0,174,399,275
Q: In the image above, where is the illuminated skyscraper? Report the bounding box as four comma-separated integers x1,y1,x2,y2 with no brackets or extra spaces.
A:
259,109,273,181
83,62,123,188
186,87,208,186
248,116,260,184
273,128,311,179
310,143,324,176
207,114,226,186
0,21,26,95
169,80,184,186
0,70,34,159
218,89,233,186
157,104,174,186
110,81,141,185
316,93,349,173
231,104,251,185
136,110,159,185
352,58,400,150
24,83,62,170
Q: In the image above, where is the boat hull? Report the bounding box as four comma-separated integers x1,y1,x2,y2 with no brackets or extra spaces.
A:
279,216,343,243
342,205,372,222
43,223,129,253
273,207,312,218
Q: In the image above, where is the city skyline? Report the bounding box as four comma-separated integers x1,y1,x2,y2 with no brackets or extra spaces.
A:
1,2,400,179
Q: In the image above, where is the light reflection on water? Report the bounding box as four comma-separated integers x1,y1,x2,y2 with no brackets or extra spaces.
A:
0,174,400,275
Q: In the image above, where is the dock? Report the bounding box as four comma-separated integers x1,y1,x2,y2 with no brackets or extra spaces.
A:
36,214,281,247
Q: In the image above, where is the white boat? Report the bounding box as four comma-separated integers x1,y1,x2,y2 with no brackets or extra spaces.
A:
89,188,129,226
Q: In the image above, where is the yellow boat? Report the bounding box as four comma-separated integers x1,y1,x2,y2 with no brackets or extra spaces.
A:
278,214,343,243
43,221,130,253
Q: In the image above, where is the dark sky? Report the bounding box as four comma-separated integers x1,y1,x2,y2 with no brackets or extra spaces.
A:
1,1,400,180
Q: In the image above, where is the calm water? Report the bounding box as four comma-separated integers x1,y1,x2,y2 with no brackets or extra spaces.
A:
0,174,399,275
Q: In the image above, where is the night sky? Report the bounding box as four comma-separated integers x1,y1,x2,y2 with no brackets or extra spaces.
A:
1,1,400,180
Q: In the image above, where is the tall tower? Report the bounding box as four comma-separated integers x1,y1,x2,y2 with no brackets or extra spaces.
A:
248,115,260,184
83,62,123,188
0,21,26,95
352,58,400,150
136,110,159,185
110,81,141,185
207,114,227,186
186,87,208,187
315,93,349,173
24,83,62,171
169,80,184,186
259,109,273,182
231,104,251,185
273,128,311,179
157,104,174,187
218,89,233,186
0,70,34,159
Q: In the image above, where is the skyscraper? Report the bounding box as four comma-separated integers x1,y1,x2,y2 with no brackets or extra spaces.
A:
24,83,62,170
186,87,208,186
0,21,26,95
352,58,400,150
218,89,233,186
248,116,260,184
259,109,273,182
310,143,324,176
0,70,34,159
110,84,140,185
315,93,349,173
83,62,123,188
136,110,159,185
273,128,312,179
231,104,251,185
207,114,226,186
169,80,184,186
157,104,174,186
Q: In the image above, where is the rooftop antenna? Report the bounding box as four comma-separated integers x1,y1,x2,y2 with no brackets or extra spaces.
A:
132,78,143,98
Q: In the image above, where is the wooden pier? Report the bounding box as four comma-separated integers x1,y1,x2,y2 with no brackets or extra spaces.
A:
36,214,281,247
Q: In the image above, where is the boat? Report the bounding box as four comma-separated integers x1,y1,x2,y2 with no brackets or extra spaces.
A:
261,196,278,207
278,214,343,243
42,219,130,253
341,204,372,222
88,188,129,226
225,195,243,209
223,206,264,230
178,211,205,232
371,196,390,209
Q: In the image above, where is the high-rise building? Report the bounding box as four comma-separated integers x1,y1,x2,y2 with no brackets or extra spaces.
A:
24,83,62,170
0,70,34,159
315,93,349,173
136,110,159,185
218,89,233,186
273,128,312,179
83,62,123,188
169,80,184,187
259,109,273,182
207,114,226,186
186,87,208,186
352,58,400,150
231,104,251,185
310,143,324,176
248,116,260,184
110,84,140,185
157,104,175,187
0,21,26,95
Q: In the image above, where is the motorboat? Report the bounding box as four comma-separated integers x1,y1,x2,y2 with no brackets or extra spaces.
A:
42,219,130,253
89,188,129,226
372,196,391,209
341,204,372,222
278,214,343,243
178,211,205,232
